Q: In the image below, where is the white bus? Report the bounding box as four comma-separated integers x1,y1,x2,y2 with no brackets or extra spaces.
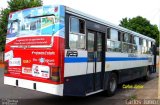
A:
4,5,157,96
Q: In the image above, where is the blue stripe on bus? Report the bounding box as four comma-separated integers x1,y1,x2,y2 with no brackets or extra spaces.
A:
65,57,148,63
105,57,148,61
65,57,88,63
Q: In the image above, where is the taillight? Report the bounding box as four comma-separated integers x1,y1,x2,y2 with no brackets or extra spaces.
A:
4,62,8,74
51,67,61,82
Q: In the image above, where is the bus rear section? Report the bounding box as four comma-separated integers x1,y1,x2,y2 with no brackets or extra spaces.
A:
4,5,65,96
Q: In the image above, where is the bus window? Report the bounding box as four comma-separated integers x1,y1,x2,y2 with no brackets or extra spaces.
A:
106,28,110,51
132,36,137,53
146,40,149,54
130,35,133,43
107,29,121,52
107,28,110,39
148,41,152,54
70,17,85,34
146,40,148,47
69,33,85,49
122,33,129,53
142,39,147,54
143,39,146,47
124,33,129,42
136,37,139,45
21,16,55,35
139,38,143,45
110,29,118,40
138,38,142,54
134,36,139,53
128,35,133,53
69,17,86,49
145,40,148,54
80,20,85,34
118,31,121,41
122,33,125,42
7,20,20,36
70,17,79,33
87,32,94,61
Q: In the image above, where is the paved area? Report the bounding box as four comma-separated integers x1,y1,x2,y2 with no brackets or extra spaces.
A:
0,68,158,105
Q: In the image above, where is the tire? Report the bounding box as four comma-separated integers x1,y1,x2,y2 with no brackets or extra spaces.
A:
106,73,118,96
143,67,151,81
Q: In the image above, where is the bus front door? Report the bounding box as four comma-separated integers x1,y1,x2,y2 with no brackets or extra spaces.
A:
86,30,105,93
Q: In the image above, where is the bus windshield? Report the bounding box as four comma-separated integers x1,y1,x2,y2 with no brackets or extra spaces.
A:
7,15,55,37
5,5,64,47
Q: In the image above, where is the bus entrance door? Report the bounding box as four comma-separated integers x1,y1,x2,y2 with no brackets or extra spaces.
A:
86,30,105,93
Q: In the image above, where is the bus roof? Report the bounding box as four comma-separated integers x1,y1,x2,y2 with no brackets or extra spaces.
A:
65,6,155,42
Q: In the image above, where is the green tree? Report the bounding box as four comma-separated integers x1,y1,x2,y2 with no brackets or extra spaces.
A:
8,0,43,12
0,8,10,51
0,0,43,51
119,16,159,46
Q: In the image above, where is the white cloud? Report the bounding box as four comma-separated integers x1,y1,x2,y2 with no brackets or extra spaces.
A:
0,0,9,9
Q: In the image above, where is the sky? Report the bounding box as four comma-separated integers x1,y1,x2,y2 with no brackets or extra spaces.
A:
0,0,160,29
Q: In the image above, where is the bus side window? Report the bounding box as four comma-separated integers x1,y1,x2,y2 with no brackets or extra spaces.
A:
118,31,121,41
122,33,129,53
142,39,147,54
146,40,149,54
139,38,143,54
148,41,152,54
69,17,86,49
134,36,139,53
132,36,137,53
128,35,133,53
70,17,79,33
107,28,110,39
106,28,110,51
79,19,85,34
107,28,121,52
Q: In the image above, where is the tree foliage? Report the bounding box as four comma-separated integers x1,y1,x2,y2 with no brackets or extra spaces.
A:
0,0,42,51
119,16,159,46
8,0,43,12
0,8,10,51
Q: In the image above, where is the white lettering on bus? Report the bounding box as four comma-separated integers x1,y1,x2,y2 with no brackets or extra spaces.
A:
32,51,55,55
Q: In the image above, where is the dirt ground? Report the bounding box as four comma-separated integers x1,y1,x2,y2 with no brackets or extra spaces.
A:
126,66,159,105
128,76,159,105
0,63,4,68
135,76,158,99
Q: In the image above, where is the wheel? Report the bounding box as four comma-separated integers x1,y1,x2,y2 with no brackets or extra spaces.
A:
143,67,151,81
106,73,118,96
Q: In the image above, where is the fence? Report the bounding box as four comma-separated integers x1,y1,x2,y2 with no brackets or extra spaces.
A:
0,52,4,62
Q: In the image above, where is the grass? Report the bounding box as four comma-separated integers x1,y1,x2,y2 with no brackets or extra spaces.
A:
128,94,137,100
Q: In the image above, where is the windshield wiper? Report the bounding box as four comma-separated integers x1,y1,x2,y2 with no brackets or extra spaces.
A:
26,14,55,18
9,19,20,23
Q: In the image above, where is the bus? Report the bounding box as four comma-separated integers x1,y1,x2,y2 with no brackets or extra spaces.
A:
4,5,157,96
